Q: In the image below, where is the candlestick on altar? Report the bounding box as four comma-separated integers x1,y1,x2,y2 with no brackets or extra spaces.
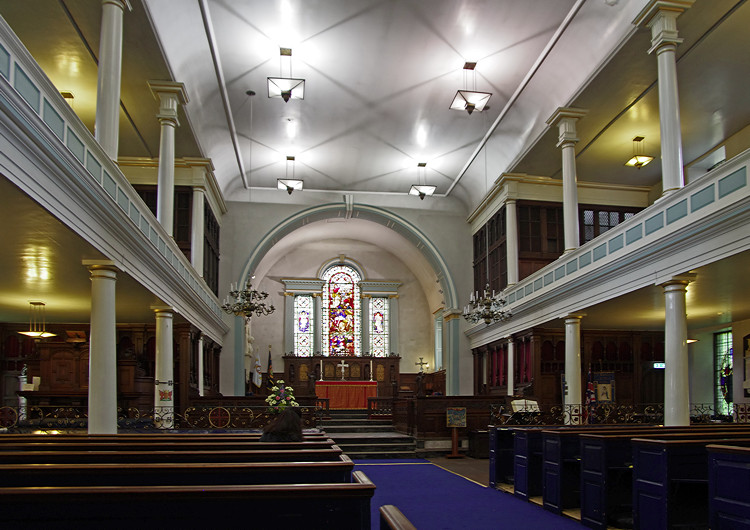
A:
319,358,324,381
369,359,373,381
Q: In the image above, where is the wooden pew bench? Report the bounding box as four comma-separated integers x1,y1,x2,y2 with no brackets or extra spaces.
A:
512,427,545,501
707,444,750,529
581,429,750,530
0,446,344,464
489,425,515,488
0,470,376,529
0,439,337,452
632,436,750,530
0,454,355,487
539,424,750,521
379,504,417,530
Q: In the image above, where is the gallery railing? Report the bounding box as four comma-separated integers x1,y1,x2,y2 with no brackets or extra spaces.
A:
489,402,742,426
0,405,321,433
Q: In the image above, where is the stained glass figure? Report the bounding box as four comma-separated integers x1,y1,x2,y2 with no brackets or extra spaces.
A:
370,297,389,357
293,295,313,357
322,265,361,356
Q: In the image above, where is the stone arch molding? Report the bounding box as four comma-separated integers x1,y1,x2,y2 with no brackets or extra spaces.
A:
238,203,458,311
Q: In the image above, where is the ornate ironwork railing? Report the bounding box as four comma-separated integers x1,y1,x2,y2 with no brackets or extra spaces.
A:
489,402,743,427
0,405,320,433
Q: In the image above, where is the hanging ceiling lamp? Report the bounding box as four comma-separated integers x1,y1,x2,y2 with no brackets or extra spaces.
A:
277,155,303,194
409,162,435,200
267,48,305,102
18,301,56,338
625,136,654,169
450,62,491,115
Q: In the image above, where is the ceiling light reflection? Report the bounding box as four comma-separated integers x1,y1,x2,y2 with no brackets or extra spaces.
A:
22,246,52,283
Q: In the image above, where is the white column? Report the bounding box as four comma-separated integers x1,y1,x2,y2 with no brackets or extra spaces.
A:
197,332,204,397
507,337,515,397
313,294,322,355
149,82,188,237
547,108,588,253
362,295,371,354
662,277,693,426
84,260,119,434
389,295,399,355
191,187,205,275
634,1,694,197
94,0,131,160
564,315,584,423
153,306,174,429
284,293,295,354
505,199,519,286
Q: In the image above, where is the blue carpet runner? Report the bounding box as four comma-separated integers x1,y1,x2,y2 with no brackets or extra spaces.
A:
354,459,581,529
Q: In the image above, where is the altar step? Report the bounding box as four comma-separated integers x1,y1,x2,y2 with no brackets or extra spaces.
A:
318,410,416,459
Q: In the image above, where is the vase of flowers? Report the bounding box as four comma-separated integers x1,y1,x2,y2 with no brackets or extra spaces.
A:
265,380,299,412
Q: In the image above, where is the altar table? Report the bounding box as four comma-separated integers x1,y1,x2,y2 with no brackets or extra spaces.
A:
315,381,377,409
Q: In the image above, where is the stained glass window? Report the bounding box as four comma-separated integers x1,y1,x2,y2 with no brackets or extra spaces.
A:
715,330,733,415
369,297,389,357
293,295,314,357
322,265,361,356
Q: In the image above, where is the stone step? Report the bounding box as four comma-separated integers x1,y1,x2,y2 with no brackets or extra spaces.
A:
321,424,397,433
319,419,392,427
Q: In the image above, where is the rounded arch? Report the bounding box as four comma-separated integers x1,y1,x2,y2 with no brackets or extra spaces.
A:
238,203,459,310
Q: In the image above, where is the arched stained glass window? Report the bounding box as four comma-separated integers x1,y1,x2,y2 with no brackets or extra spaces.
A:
293,295,314,357
369,297,389,357
322,265,361,356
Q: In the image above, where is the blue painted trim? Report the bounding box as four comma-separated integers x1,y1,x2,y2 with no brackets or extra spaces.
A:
719,167,746,199
554,265,565,281
608,234,624,253
593,243,607,262
42,99,64,141
626,224,643,245
690,184,715,213
13,63,39,113
579,252,592,268
566,260,578,274
666,199,688,225
0,43,9,79
645,212,663,235
544,272,554,286
534,278,543,291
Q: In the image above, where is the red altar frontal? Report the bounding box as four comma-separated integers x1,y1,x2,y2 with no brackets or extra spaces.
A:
315,381,378,409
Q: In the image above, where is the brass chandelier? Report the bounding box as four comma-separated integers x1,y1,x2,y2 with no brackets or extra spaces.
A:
221,281,275,320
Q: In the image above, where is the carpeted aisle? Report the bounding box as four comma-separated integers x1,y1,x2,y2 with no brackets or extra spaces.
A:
354,459,581,529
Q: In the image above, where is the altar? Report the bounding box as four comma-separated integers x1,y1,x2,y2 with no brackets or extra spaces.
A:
315,381,378,409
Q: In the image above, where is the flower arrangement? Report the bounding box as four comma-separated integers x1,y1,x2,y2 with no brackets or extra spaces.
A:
265,380,299,412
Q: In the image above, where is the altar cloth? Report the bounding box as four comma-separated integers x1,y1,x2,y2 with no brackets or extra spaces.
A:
315,381,377,409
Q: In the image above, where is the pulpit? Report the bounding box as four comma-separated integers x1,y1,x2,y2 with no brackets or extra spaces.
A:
315,381,378,409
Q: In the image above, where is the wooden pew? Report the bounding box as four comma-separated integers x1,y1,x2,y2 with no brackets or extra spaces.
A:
0,454,355,487
540,424,750,519
488,426,515,488
581,429,750,529
512,427,544,501
707,444,750,529
0,446,344,464
379,505,417,530
632,436,750,530
0,439,337,452
0,470,376,529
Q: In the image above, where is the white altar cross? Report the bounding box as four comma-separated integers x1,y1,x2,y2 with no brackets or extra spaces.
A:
337,359,349,381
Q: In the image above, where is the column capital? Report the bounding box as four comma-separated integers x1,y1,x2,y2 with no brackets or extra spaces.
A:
102,0,133,11
148,81,189,123
82,259,118,273
564,313,586,323
634,1,694,54
150,304,174,315
660,273,696,289
547,107,588,147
